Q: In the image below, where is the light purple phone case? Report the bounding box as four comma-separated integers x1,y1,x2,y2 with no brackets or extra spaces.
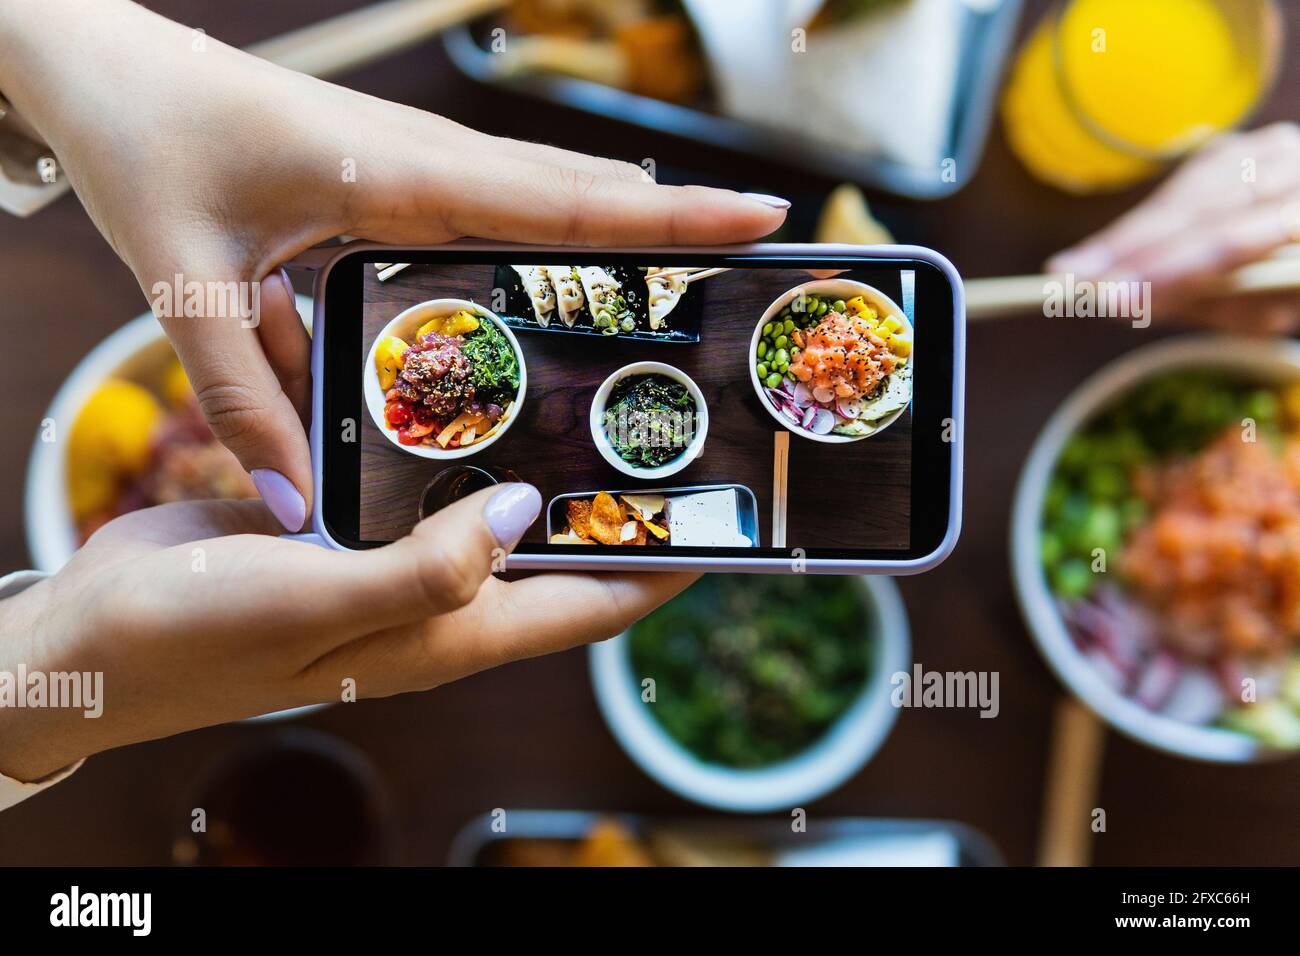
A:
305,241,965,574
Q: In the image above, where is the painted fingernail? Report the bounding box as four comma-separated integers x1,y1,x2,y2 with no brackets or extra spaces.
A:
484,483,542,548
742,192,792,209
250,469,307,532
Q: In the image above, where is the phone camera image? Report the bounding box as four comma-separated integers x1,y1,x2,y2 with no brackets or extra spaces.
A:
330,249,960,567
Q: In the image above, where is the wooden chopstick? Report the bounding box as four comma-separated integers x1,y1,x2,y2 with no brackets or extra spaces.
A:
247,0,508,80
650,266,732,282
967,243,1300,322
1036,698,1107,867
377,263,412,281
772,432,790,549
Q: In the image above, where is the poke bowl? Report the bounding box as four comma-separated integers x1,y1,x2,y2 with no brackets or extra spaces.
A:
589,361,708,481
364,299,526,460
1012,336,1300,762
750,279,913,443
590,573,909,813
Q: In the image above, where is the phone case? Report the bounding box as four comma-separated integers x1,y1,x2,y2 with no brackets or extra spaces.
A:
307,241,965,574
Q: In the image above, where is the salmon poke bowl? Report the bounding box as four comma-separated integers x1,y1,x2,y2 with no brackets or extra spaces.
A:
1012,337,1300,762
364,299,526,459
750,279,913,443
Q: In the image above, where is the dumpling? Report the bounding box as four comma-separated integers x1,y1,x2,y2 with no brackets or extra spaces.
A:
543,266,585,328
645,268,687,330
512,265,556,328
577,266,628,334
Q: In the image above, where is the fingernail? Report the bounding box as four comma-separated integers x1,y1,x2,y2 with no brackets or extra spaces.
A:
742,192,791,209
250,468,307,532
484,483,542,548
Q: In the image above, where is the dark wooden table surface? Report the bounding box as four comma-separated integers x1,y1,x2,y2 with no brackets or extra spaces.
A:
2,0,1299,866
360,263,911,548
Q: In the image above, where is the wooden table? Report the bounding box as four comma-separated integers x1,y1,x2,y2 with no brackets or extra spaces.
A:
2,0,1300,867
361,264,911,548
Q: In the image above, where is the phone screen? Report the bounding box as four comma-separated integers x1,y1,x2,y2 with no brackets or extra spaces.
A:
321,249,959,563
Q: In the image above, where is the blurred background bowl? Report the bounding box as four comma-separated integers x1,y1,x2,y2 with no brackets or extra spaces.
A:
589,575,910,812
1011,335,1300,763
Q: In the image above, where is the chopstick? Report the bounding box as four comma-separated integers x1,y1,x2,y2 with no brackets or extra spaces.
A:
651,266,732,283
247,0,509,79
377,263,412,282
771,432,790,549
1036,698,1107,867
967,243,1300,322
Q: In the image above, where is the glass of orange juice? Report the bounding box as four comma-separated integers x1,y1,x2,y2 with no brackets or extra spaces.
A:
1002,0,1282,193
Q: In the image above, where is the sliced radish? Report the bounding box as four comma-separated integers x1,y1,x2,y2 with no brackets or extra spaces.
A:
812,386,835,404
780,403,801,424
837,399,862,419
765,387,787,405
781,379,795,396
800,405,816,429
809,408,835,434
792,383,813,407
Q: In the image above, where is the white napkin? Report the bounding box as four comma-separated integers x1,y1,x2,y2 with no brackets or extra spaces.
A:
681,0,966,171
775,831,961,867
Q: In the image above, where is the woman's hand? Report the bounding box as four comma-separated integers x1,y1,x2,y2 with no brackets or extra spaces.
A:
1047,122,1300,332
0,0,787,529
0,490,695,782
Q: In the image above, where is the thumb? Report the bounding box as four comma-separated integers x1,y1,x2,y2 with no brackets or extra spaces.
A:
153,266,312,532
310,482,543,635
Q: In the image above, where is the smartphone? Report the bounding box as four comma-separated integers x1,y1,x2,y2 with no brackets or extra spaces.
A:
310,242,964,573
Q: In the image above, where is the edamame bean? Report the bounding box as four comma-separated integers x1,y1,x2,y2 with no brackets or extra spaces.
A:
763,322,774,337
774,334,788,349
766,372,783,389
757,340,768,359
782,318,795,334
832,299,846,312
774,348,789,365
756,363,768,379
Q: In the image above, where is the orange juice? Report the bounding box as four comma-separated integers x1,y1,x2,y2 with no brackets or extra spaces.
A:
1002,0,1278,193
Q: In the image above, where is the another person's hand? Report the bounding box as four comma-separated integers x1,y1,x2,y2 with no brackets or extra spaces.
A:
0,490,695,782
0,0,787,529
1047,122,1300,332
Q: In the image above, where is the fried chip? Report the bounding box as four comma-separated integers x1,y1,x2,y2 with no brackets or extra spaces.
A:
550,531,594,545
567,499,594,539
589,491,626,545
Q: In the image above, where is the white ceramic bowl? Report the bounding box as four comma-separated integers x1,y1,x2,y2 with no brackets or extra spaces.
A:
25,297,324,724
1011,335,1300,763
363,299,526,459
589,361,708,480
590,576,910,812
750,279,913,443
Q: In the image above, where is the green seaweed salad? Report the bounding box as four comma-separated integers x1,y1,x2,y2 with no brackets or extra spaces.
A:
461,318,520,406
629,575,872,768
1043,370,1282,599
601,373,696,469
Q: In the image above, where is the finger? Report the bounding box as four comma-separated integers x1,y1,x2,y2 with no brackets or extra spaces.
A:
1049,124,1300,277
288,483,544,637
1128,202,1300,311
297,571,699,696
482,134,652,184
348,147,788,246
467,571,700,667
155,271,312,532
257,268,312,422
